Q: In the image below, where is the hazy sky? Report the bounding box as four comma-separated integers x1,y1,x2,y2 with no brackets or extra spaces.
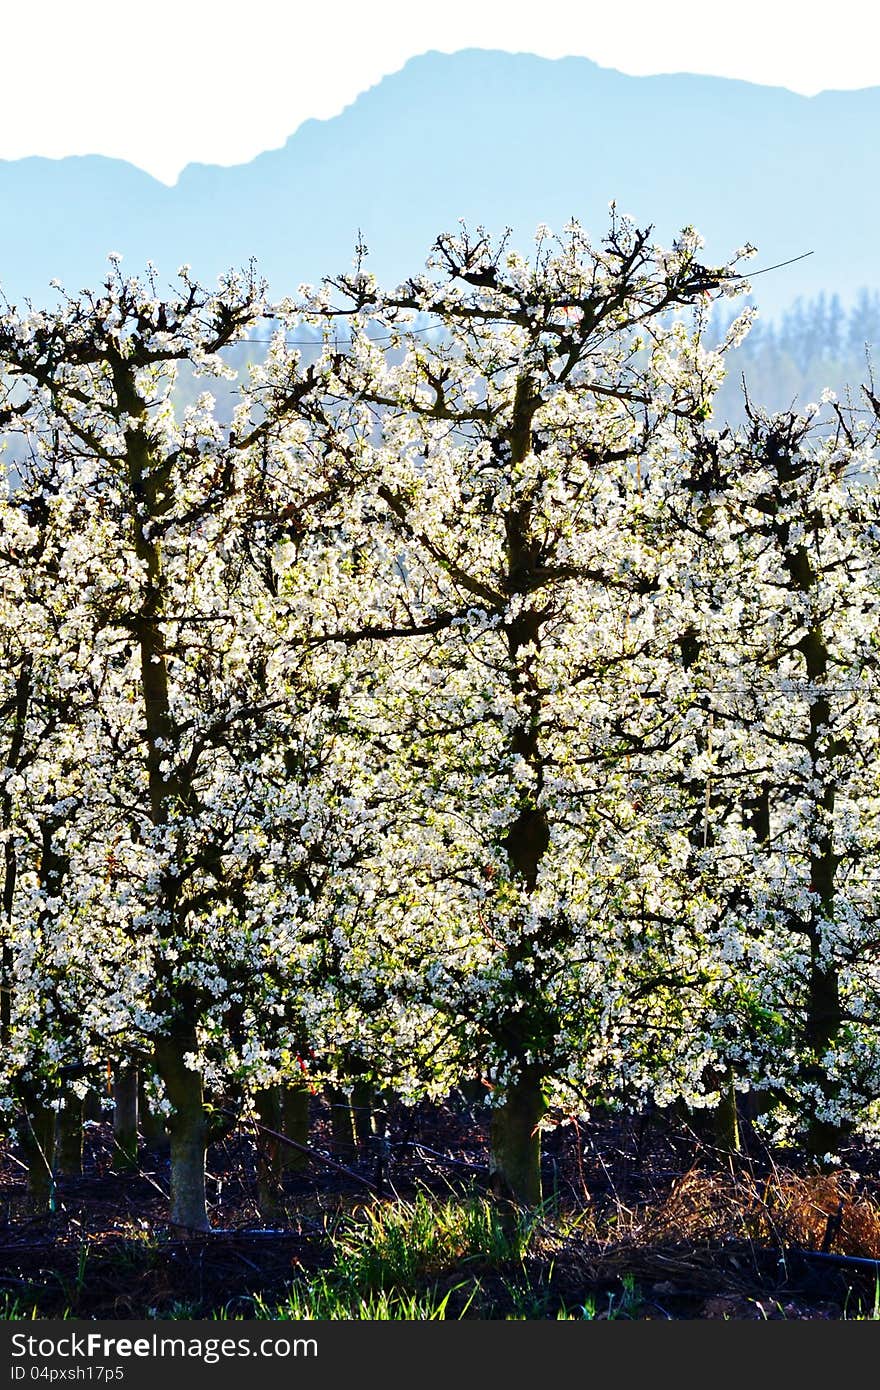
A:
7,0,880,183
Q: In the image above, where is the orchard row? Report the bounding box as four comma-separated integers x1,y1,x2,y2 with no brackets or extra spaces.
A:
0,215,877,1229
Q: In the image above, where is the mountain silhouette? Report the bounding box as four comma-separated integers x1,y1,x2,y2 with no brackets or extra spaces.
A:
0,50,875,314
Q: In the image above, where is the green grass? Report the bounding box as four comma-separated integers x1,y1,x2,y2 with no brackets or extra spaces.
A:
0,1295,40,1320
249,1278,466,1320
226,1193,542,1320
330,1191,530,1288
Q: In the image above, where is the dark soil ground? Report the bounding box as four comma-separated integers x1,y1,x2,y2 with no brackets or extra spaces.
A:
2,1096,880,1319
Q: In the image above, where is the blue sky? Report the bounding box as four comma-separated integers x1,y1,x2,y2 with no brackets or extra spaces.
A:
6,0,880,182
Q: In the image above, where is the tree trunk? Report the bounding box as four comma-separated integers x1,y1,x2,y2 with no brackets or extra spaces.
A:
112,1067,139,1171
83,1088,102,1122
138,1077,169,1152
489,1072,546,1207
155,1038,210,1232
1,661,32,1054
19,1100,56,1212
457,1077,485,1108
281,1084,310,1173
713,1069,741,1157
326,1085,356,1158
804,963,848,1163
490,392,553,1213
254,1087,283,1219
351,1079,376,1150
55,1099,84,1176
783,541,847,1162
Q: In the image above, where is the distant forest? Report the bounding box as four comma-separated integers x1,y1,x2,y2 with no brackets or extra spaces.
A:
711,289,880,424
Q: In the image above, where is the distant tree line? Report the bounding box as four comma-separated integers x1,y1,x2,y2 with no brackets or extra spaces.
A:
712,289,880,424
